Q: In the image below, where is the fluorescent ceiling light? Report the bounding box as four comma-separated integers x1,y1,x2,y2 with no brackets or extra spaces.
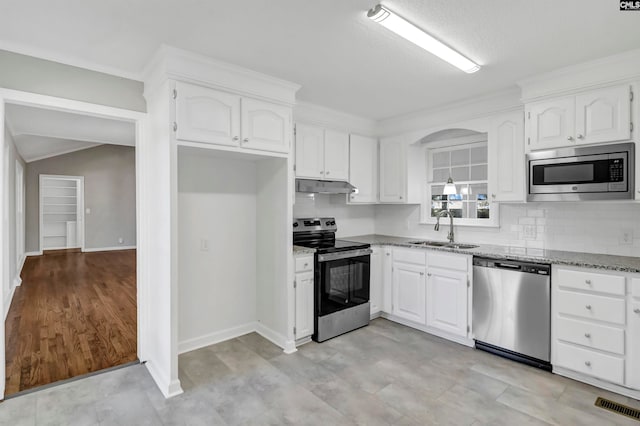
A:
367,4,481,74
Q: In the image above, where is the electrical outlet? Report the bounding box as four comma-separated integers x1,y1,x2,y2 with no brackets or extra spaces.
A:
619,229,633,245
523,224,537,239
118,237,124,244
85,208,91,214
200,239,209,251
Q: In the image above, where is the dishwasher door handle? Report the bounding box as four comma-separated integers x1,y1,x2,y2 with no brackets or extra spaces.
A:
495,262,522,270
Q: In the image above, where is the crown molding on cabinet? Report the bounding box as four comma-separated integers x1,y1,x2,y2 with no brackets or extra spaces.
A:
518,48,640,102
293,100,377,137
376,86,522,138
142,45,300,105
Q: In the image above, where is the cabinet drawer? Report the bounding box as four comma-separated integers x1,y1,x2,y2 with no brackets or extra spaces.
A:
295,256,314,272
632,278,640,299
556,290,625,325
555,268,625,296
555,341,624,384
556,317,625,355
393,248,427,266
427,252,468,272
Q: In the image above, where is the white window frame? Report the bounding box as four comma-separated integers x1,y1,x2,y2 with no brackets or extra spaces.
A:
420,139,499,228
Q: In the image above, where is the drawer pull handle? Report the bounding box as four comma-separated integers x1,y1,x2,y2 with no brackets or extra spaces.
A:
634,308,640,314
585,305,592,310
585,279,592,285
584,333,591,338
584,361,591,367
304,263,308,268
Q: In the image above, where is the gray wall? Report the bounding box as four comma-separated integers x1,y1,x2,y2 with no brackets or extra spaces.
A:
0,50,146,112
25,144,136,252
3,127,26,313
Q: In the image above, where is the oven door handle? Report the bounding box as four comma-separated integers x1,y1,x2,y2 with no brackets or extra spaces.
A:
317,249,372,262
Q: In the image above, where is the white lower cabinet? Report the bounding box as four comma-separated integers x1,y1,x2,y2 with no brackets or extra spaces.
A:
294,255,314,340
392,261,426,324
426,267,469,337
369,247,383,316
552,265,640,395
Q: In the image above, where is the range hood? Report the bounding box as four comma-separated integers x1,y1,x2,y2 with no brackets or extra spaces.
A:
295,178,357,194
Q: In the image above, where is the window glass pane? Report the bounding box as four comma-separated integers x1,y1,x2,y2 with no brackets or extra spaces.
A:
459,184,470,200
470,164,488,181
477,200,490,218
451,148,470,166
469,183,488,200
451,166,469,182
448,201,464,218
432,168,450,183
432,151,450,168
470,146,487,164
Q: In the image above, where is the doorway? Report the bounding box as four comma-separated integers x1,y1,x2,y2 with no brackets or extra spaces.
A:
0,91,148,399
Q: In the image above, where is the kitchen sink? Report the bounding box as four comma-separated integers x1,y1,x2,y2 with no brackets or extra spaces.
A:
408,241,479,249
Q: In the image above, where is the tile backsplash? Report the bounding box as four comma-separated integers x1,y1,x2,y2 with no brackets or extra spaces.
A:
294,193,376,238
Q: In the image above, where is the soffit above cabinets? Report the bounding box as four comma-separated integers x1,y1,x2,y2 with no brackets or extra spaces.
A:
2,1,640,120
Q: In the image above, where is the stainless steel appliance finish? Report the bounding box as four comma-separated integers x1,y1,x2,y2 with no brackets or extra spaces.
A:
473,257,551,369
527,142,634,201
296,179,357,194
293,217,371,342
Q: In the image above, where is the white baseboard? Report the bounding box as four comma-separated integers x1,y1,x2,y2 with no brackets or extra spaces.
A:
255,322,296,354
25,251,42,257
178,322,255,354
553,366,640,400
17,254,26,276
12,275,22,288
145,360,183,399
83,245,137,252
4,286,16,320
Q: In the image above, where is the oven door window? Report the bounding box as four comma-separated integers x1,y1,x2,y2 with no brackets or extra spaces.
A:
318,255,370,316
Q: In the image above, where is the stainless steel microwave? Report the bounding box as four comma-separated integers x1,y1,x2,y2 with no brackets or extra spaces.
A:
527,142,635,201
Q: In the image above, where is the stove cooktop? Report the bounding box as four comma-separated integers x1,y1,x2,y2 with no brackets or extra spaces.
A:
296,239,370,253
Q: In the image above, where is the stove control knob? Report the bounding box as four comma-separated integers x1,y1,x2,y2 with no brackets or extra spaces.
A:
293,222,299,228
326,221,331,226
331,221,336,225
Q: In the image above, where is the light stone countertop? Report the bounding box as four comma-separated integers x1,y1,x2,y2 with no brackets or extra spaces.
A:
340,234,640,273
293,245,316,256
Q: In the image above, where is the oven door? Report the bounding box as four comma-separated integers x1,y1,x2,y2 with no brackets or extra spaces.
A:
316,250,370,317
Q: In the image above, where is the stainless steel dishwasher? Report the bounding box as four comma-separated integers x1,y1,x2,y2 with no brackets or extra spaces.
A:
472,257,551,370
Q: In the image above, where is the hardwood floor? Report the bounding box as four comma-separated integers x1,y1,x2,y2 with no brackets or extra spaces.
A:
4,250,137,396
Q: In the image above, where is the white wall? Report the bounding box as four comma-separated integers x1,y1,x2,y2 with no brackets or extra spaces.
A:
374,202,640,257
293,193,376,238
177,151,258,351
3,127,25,317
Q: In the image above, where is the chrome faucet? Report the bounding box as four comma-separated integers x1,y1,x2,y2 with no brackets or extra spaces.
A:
434,210,455,243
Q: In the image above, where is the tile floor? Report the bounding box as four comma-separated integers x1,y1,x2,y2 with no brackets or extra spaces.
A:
2,318,639,425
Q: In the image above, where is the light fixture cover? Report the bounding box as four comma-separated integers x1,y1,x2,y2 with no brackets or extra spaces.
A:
367,4,481,73
443,177,457,195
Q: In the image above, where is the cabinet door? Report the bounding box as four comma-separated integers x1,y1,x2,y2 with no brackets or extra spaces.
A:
575,85,631,145
295,271,314,339
629,294,640,389
426,267,468,337
369,248,383,315
379,140,406,203
241,98,292,153
175,82,241,146
323,129,350,181
526,97,575,151
348,134,378,203
382,247,393,313
392,262,426,324
295,124,324,179
488,111,525,202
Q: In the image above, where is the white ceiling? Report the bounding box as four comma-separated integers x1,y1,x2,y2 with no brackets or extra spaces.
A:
1,1,639,120
5,104,135,162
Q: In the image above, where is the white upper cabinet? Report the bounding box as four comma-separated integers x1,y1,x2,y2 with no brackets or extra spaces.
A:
174,81,292,154
323,129,350,180
348,134,378,203
294,125,349,181
241,98,291,153
175,82,241,146
379,140,406,203
526,97,575,151
295,124,324,179
378,135,424,204
575,85,631,145
488,110,525,202
525,84,632,151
